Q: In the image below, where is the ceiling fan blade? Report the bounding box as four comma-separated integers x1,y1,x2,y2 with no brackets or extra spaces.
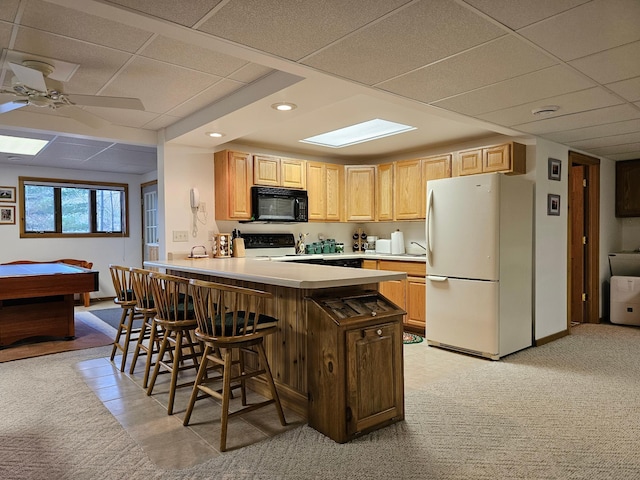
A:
65,94,145,110
9,62,48,92
0,100,28,114
64,106,109,129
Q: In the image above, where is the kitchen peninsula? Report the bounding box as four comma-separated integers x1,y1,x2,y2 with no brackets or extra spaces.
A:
144,257,407,441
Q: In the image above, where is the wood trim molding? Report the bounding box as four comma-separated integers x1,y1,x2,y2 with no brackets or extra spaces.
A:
535,328,569,346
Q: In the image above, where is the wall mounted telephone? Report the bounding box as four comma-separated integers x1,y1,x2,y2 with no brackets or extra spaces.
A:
190,188,200,209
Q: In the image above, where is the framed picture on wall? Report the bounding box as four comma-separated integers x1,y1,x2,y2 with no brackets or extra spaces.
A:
0,205,15,224
548,158,561,181
547,194,561,216
0,186,16,203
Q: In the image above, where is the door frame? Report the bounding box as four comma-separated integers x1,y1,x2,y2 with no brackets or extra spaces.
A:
567,151,600,327
140,180,158,266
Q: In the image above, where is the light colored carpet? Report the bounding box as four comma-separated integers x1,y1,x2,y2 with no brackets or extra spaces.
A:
1,323,639,479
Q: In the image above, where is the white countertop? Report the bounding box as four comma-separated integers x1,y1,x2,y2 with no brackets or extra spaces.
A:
269,252,427,263
144,257,407,289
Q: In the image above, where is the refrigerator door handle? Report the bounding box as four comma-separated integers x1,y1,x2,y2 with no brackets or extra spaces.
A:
426,189,434,266
427,275,448,282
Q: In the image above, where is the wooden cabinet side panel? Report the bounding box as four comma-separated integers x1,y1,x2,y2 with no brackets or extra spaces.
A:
325,164,343,221
377,163,394,221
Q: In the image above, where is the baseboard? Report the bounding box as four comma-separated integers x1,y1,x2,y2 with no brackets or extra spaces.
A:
535,328,569,347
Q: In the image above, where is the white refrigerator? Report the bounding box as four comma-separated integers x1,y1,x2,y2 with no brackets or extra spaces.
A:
425,172,533,360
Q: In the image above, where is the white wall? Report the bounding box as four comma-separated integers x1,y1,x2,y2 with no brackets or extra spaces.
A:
621,218,640,251
0,164,145,298
159,143,217,258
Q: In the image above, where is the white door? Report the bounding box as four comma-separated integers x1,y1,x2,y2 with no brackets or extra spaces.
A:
427,173,499,281
426,276,499,356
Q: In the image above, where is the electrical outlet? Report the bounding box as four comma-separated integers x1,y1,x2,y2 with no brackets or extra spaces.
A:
199,202,206,213
173,230,189,242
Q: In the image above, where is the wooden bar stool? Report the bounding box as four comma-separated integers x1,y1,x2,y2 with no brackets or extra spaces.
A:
109,264,142,372
128,267,162,388
146,272,201,415
183,278,286,452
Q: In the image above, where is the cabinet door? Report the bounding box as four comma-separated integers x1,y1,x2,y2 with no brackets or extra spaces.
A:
346,322,403,436
421,154,451,217
253,155,281,186
379,278,406,312
281,158,306,189
406,276,426,332
306,162,326,220
325,163,343,221
377,163,394,221
616,159,640,217
214,150,252,220
345,166,376,221
394,159,422,220
457,149,483,176
362,259,378,270
483,144,510,173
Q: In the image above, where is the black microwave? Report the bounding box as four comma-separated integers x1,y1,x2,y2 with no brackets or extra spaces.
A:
250,186,308,222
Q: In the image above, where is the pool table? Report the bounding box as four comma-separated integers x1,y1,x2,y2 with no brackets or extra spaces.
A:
0,263,99,347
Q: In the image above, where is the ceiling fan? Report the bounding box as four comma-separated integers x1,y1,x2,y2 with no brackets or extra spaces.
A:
0,60,145,128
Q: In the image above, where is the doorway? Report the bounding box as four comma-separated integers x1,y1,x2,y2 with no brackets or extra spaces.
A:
141,180,158,266
567,152,600,326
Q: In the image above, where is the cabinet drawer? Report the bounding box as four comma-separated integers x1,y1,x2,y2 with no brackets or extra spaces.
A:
378,260,426,276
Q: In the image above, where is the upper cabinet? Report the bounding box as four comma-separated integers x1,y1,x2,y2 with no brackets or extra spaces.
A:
345,165,376,222
421,154,452,217
377,163,394,221
454,142,525,176
395,159,422,220
616,159,640,217
254,155,306,189
214,150,253,220
307,161,343,221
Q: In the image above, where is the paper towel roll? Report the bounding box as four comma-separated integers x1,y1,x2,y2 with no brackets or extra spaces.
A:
391,231,405,255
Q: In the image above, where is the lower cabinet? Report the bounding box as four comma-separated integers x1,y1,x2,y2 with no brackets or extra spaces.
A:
306,292,405,443
365,260,427,333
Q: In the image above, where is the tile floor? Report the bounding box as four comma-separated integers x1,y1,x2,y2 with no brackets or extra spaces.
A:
76,301,487,468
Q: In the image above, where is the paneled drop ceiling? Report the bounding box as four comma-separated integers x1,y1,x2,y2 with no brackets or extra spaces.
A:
0,0,638,174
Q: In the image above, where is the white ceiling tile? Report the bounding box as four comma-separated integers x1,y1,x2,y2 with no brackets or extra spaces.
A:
198,0,412,61
479,87,623,126
80,106,160,129
13,28,132,95
99,56,217,114
0,23,12,50
464,0,590,29
167,78,242,117
141,36,249,77
519,0,640,61
36,142,105,162
229,64,274,83
514,104,640,135
587,142,640,156
0,0,19,22
568,131,640,149
53,137,112,148
105,0,222,27
302,0,504,85
433,65,595,116
569,41,640,85
142,114,181,130
21,0,153,54
607,77,640,102
378,35,555,103
543,119,640,143
607,151,640,161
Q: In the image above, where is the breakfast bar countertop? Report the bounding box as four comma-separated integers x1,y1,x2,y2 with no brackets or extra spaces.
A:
144,257,406,289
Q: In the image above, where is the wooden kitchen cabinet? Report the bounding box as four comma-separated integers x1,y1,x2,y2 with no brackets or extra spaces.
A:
616,159,640,217
254,155,306,189
307,161,343,221
307,292,405,443
377,163,394,221
455,142,525,177
376,260,427,333
395,159,422,220
406,276,426,331
345,165,376,221
421,154,452,217
214,150,253,220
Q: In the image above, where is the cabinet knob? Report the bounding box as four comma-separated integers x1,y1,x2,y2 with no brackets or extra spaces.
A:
371,311,377,316
377,329,382,336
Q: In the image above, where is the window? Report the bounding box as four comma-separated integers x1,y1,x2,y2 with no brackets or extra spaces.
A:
144,190,158,244
19,177,129,238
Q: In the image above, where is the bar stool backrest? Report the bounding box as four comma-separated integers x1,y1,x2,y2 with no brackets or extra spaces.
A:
148,272,195,325
189,278,276,341
109,264,136,306
129,267,155,312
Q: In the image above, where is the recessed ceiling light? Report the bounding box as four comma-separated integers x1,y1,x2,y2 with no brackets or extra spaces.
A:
205,132,224,138
0,134,49,155
532,105,560,116
300,119,416,148
271,102,297,111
